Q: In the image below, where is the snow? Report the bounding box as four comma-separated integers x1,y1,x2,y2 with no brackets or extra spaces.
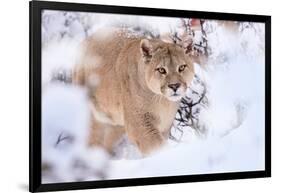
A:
42,39,81,86
41,10,265,183
42,83,111,182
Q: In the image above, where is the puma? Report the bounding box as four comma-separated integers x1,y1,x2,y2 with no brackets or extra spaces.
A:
73,29,195,156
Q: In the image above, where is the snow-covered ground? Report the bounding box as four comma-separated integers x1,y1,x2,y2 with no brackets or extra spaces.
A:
41,10,265,183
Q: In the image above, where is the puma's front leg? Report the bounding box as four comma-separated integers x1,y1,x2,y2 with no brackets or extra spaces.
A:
137,129,165,156
126,112,165,156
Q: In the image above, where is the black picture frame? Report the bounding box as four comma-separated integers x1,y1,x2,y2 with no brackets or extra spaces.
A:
29,0,271,192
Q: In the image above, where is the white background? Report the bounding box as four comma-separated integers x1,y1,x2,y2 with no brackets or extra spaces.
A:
0,0,278,192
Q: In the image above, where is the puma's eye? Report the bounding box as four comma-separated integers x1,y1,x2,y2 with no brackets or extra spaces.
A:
156,67,167,74
178,64,187,72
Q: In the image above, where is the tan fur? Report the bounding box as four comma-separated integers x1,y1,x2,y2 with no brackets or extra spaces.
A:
73,29,195,156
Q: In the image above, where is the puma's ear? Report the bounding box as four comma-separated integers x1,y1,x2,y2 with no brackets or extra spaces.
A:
140,39,153,62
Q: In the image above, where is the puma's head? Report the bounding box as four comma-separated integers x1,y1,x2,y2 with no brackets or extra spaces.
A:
140,39,194,102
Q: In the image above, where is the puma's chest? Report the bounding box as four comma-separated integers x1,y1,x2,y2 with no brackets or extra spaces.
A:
154,102,179,134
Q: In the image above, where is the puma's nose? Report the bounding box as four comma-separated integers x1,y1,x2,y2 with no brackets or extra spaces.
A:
168,83,181,92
